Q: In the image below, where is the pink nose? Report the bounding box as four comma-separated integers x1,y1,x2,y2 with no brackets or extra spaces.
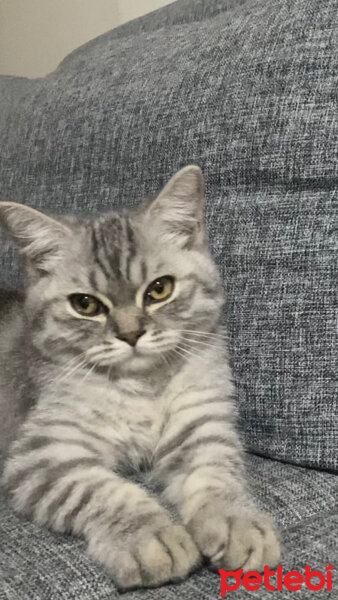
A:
116,330,145,347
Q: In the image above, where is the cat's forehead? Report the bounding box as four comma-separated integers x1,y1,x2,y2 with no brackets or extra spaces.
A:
63,212,189,302
88,213,143,293
81,211,172,303
92,213,136,272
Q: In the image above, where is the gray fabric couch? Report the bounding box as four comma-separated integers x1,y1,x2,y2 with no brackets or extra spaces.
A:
0,0,337,597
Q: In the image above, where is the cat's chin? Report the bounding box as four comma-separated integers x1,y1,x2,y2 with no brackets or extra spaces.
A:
119,349,169,373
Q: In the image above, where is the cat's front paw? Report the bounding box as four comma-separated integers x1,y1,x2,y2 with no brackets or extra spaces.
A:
90,523,200,590
186,503,280,572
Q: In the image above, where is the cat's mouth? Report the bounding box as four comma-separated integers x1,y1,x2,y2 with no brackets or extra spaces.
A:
85,343,172,371
118,350,164,373
85,330,182,372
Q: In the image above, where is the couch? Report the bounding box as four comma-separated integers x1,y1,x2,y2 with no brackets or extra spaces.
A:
0,0,337,597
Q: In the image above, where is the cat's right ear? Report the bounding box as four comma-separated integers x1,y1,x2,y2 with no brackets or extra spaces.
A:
145,166,205,249
0,201,71,273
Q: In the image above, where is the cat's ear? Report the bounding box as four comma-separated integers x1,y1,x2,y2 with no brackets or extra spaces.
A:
0,201,71,273
146,166,205,248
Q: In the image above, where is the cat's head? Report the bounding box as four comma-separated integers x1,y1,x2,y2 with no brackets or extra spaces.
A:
0,166,223,373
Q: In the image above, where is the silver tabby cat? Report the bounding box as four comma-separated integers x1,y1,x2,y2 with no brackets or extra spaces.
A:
0,167,280,590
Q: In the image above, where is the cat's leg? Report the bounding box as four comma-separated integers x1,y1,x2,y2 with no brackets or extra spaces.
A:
154,389,280,572
3,422,200,590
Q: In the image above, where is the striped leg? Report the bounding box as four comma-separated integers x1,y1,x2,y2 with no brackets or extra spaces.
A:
3,426,200,590
154,390,281,572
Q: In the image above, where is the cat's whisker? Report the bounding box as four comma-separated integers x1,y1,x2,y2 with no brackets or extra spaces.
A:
56,359,89,385
50,340,88,363
51,352,87,379
180,337,223,350
170,347,189,362
51,354,89,387
175,344,201,361
160,349,174,369
157,351,169,369
78,362,98,387
162,348,174,367
168,348,185,366
174,329,228,340
88,352,122,367
107,363,115,382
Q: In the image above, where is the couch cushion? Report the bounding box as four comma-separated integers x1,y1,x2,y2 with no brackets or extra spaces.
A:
0,0,337,471
1,454,337,599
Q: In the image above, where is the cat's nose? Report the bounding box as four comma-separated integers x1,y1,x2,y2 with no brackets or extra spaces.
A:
116,330,146,347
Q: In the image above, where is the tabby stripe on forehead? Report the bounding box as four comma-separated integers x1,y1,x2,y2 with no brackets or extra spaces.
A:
91,225,111,282
104,216,123,278
141,261,147,281
89,270,99,291
125,217,137,281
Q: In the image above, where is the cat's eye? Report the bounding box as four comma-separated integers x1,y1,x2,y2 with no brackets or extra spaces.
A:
69,294,107,317
144,276,175,305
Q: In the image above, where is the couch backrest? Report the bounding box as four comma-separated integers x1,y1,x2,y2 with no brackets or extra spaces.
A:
0,0,337,471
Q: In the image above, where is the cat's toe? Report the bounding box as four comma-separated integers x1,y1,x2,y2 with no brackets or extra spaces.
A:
111,551,143,591
112,524,200,590
135,524,200,587
157,524,201,579
218,509,281,572
187,504,280,573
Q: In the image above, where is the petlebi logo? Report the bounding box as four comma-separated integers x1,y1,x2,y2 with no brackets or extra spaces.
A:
219,564,334,596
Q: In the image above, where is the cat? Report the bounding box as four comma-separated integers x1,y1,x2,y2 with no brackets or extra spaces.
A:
0,166,280,590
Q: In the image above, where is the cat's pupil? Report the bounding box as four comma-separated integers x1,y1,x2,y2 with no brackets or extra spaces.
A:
154,281,164,293
79,296,91,308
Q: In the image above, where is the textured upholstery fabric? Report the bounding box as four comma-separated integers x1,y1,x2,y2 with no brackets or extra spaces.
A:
0,2,337,595
0,0,337,472
1,453,337,599
0,0,337,471
0,0,337,495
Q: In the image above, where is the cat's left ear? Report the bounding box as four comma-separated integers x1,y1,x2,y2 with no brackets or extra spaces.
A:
146,165,205,248
0,201,71,274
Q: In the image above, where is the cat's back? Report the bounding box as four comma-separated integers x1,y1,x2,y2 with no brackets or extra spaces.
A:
0,289,32,453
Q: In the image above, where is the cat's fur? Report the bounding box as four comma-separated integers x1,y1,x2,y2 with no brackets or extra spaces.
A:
0,167,280,590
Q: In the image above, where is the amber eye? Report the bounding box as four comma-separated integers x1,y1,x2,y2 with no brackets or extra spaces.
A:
144,276,175,306
69,294,107,317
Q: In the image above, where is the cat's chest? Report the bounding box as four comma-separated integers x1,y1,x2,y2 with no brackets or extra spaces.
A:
70,374,164,446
